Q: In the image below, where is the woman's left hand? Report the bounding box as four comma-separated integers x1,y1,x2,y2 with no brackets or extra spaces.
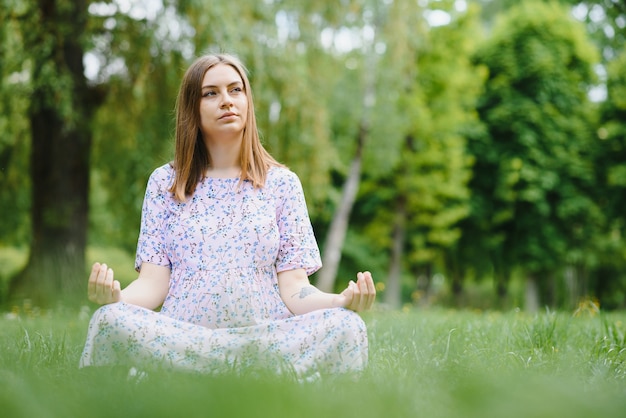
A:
338,271,376,312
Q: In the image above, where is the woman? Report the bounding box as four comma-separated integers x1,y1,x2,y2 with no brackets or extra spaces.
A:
80,53,376,380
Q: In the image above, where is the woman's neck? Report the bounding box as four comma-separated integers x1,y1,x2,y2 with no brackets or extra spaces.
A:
206,165,240,178
204,136,242,177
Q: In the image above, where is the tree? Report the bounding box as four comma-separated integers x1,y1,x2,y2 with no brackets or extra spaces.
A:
469,1,601,309
315,0,383,292
88,5,186,252
3,0,181,303
0,4,31,250
5,0,105,305
386,4,483,308
590,46,626,308
565,0,626,62
341,1,484,307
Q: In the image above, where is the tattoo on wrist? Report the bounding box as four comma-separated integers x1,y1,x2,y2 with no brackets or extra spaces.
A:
293,286,319,299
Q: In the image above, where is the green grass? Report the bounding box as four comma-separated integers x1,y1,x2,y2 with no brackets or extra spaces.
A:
0,246,28,297
1,306,625,418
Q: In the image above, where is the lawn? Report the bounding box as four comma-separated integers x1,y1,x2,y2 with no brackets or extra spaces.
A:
1,304,625,418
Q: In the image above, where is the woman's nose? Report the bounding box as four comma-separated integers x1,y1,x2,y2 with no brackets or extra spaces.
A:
221,93,233,108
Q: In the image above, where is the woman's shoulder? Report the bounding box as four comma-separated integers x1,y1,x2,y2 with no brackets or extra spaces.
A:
265,165,305,196
267,165,299,185
150,162,175,179
146,162,175,189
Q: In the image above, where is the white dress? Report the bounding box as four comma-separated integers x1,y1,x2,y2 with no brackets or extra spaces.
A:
79,164,368,379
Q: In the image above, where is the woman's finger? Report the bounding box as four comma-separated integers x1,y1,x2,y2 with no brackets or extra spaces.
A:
93,263,108,301
364,271,376,309
95,263,108,300
87,262,101,300
357,272,369,311
104,267,114,288
352,271,374,311
112,280,122,303
354,277,365,311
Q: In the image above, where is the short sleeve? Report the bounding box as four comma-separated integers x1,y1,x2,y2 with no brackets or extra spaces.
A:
273,169,322,276
134,165,174,272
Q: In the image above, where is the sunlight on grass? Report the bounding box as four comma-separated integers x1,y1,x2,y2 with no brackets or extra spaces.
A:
0,308,625,417
0,246,28,279
0,246,137,303
0,246,136,283
0,247,28,300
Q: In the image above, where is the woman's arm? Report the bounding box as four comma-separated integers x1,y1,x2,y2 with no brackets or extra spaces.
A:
277,268,376,315
87,262,170,310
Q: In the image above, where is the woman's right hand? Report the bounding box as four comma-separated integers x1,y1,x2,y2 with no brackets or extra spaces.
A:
87,262,122,305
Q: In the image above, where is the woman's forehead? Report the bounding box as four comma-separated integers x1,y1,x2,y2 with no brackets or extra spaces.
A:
201,64,244,87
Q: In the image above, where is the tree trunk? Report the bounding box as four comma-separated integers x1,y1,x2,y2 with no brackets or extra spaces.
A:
525,275,540,313
494,274,509,309
316,124,366,292
9,0,96,306
315,32,378,293
451,271,464,307
564,264,588,310
494,265,510,309
383,196,407,308
563,265,577,309
414,264,432,307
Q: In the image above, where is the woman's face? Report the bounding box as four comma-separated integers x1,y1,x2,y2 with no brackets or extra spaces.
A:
198,63,248,143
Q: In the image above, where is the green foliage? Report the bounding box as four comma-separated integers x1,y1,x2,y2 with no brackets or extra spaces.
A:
2,0,626,308
564,0,626,62
1,308,625,417
599,47,626,212
0,247,28,279
355,1,485,297
466,1,602,303
586,45,626,308
0,247,28,301
85,6,187,250
89,55,180,250
0,5,32,246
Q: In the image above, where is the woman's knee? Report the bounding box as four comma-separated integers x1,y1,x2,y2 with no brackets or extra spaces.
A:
325,308,367,337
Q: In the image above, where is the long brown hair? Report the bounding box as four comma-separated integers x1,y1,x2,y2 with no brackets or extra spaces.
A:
170,53,281,201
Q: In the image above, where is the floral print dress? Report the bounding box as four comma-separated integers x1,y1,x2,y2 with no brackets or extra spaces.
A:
79,164,368,379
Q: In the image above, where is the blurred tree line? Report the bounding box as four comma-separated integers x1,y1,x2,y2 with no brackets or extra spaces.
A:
0,0,624,309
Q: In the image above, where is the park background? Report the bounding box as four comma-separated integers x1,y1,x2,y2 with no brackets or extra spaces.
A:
1,0,626,311
1,1,626,417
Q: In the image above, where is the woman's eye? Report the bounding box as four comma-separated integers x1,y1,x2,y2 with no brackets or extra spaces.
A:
203,91,216,97
231,87,243,93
